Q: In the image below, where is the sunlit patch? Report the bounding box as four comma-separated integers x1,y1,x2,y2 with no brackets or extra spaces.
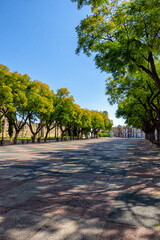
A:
152,191,160,194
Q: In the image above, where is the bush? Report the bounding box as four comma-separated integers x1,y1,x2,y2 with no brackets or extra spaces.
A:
98,132,110,137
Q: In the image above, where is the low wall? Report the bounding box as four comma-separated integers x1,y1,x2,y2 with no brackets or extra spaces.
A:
0,120,62,138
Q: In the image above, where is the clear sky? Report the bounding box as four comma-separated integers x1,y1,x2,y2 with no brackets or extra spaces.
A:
0,0,125,126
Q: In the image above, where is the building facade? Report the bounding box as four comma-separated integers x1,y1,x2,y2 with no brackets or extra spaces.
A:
113,126,145,138
0,119,62,139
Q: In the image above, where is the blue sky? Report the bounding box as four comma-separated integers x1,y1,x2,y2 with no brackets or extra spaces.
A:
0,0,125,126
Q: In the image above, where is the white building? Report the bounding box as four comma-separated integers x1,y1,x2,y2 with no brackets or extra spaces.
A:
123,127,145,138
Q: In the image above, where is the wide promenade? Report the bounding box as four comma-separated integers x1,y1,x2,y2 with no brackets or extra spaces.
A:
0,138,160,240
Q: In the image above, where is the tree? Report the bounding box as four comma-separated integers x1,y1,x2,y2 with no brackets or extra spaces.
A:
27,80,53,143
100,111,113,131
0,66,54,144
0,65,14,117
0,114,2,134
2,69,32,144
81,109,92,138
43,91,57,142
117,124,123,137
54,88,75,141
106,68,160,143
70,104,82,139
8,113,14,139
91,110,104,137
116,97,156,142
0,63,114,144
73,0,160,89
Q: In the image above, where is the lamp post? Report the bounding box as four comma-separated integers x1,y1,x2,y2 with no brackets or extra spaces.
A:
1,119,5,146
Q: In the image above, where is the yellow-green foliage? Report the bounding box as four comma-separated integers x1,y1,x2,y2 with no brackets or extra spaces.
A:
0,64,113,142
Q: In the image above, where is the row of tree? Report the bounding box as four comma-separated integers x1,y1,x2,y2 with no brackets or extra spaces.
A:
0,64,113,144
72,0,160,144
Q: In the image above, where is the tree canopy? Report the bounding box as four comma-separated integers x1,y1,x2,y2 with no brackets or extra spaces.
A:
0,64,113,143
73,0,160,144
74,0,160,89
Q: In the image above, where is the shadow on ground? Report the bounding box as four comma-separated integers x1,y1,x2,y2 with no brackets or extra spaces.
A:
0,138,160,239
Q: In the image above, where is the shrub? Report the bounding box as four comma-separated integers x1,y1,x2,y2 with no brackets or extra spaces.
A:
98,132,109,137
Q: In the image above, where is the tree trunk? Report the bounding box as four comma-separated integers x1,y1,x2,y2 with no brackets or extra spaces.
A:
145,131,155,142
157,128,160,146
13,131,20,144
148,133,151,141
79,130,82,139
31,134,36,143
61,129,64,141
97,130,99,138
145,133,149,140
72,129,75,140
150,131,155,143
85,133,88,139
77,132,79,140
44,130,49,143
55,126,57,138
56,126,59,141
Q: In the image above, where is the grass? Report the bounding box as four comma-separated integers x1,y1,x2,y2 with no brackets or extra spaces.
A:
0,136,70,141
0,137,31,140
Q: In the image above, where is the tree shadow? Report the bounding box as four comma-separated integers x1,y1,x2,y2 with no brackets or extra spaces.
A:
0,138,160,239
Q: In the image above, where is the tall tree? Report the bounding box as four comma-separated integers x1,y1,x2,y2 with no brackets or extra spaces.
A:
80,109,92,138
73,0,160,89
27,80,53,143
0,65,14,117
2,69,32,144
54,88,75,141
106,68,160,142
100,111,113,131
8,113,14,139
43,91,57,142
70,104,82,140
116,97,156,142
91,110,104,137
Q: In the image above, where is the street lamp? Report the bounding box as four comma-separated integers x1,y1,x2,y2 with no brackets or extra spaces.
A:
1,119,5,146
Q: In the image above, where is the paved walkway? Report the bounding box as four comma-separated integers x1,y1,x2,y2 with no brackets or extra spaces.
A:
0,138,160,240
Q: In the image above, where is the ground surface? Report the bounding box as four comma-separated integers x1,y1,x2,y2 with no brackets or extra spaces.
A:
0,138,160,240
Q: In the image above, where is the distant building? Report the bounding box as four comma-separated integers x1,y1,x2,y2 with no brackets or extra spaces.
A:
113,126,145,138
123,127,145,138
112,127,123,137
